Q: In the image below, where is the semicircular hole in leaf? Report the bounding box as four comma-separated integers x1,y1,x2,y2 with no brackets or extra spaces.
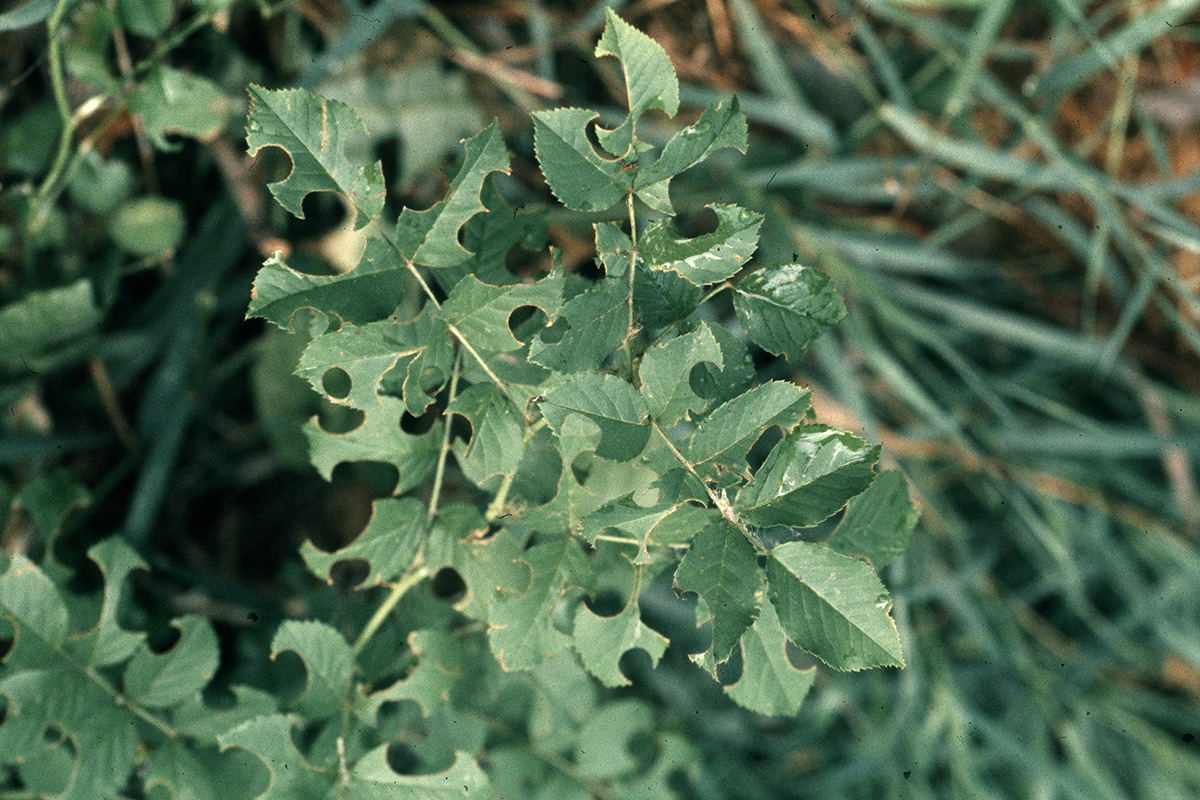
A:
786,640,818,671
508,304,549,345
317,403,364,434
746,425,782,474
321,367,351,400
570,450,593,485
715,643,744,687
430,566,467,604
618,647,655,684
539,316,570,344
688,361,718,401
329,462,399,498
329,558,370,590
399,409,436,435
583,587,625,617
385,742,423,776
627,729,661,774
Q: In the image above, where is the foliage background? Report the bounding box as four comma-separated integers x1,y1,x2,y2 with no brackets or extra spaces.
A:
2,0,1200,797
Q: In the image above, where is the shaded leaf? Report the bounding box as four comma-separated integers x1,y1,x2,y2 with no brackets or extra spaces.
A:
687,380,810,479
539,373,650,462
130,66,228,151
347,748,488,800
674,519,760,662
638,322,723,427
766,541,904,671
825,470,918,569
218,714,330,799
123,615,219,708
528,272,628,373
442,268,564,353
360,629,463,719
271,620,353,720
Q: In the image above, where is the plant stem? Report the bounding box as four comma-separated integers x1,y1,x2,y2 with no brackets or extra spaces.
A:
351,564,430,656
623,191,638,380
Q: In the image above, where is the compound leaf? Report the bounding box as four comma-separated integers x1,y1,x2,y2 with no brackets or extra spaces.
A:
673,519,760,662
638,322,723,427
123,615,219,709
593,7,679,157
248,238,407,331
539,373,650,462
640,204,762,286
734,425,879,528
766,541,904,671
824,470,918,569
394,121,510,268
246,84,384,229
301,496,424,587
733,264,846,360
271,620,354,720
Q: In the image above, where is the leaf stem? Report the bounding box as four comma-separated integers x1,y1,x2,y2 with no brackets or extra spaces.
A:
26,0,77,236
351,563,431,656
426,353,461,528
650,420,768,554
623,191,638,380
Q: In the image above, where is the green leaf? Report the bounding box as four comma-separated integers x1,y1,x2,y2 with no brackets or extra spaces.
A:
640,204,762,285
123,615,219,708
674,519,760,662
634,97,748,214
575,698,654,780
0,553,69,668
687,380,810,479
638,322,723,427
633,256,703,329
488,535,592,670
575,573,669,687
248,238,407,331
301,496,424,587
361,629,464,719
0,669,139,800
394,121,510,268
246,85,384,229
297,305,451,411
448,383,525,484
143,739,219,800
766,541,904,671
347,749,488,800
271,620,354,720
0,279,104,372
116,0,171,36
539,373,650,462
110,196,185,256
528,274,628,373
13,468,89,540
685,319,755,405
129,66,228,152
734,425,880,528
733,263,846,360
69,538,146,667
218,714,331,799
824,470,918,569
593,7,679,157
173,686,278,743
441,268,564,352
709,596,815,717
304,396,442,495
532,108,629,212
580,494,715,563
